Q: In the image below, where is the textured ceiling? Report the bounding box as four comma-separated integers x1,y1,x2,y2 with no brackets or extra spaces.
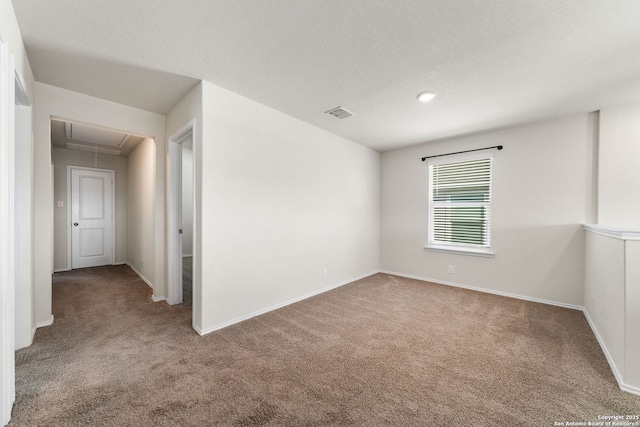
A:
12,0,640,151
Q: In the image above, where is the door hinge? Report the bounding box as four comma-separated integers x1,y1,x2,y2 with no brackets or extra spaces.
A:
179,229,183,234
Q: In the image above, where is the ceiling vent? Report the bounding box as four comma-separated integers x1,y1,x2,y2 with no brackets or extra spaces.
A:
325,106,355,120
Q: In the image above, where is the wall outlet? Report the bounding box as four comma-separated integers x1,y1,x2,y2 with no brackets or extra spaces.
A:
448,265,454,274
141,260,144,269
322,268,328,279
591,295,595,312
56,200,64,208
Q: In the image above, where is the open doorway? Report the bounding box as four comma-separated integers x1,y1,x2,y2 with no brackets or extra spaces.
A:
168,120,195,312
181,137,194,306
50,119,150,273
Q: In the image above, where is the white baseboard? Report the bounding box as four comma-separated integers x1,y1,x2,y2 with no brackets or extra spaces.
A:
620,382,640,395
379,270,584,311
36,315,54,328
126,263,154,289
582,309,640,396
151,294,166,303
582,309,623,388
31,326,37,341
55,262,125,273
196,270,379,336
126,263,166,303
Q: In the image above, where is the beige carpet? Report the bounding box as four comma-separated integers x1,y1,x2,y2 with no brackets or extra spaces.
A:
183,256,193,307
10,265,640,426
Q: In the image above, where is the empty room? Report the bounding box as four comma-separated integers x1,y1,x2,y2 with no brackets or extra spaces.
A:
1,1,640,425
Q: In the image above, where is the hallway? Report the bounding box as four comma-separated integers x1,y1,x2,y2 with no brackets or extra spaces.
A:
11,266,192,425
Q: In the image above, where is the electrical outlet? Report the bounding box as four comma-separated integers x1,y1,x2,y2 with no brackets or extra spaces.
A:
141,260,144,269
448,265,454,274
591,295,595,312
322,268,328,279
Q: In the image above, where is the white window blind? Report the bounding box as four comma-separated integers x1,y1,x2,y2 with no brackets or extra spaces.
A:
428,155,493,253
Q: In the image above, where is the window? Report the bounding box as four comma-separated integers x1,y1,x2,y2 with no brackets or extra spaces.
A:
427,154,494,257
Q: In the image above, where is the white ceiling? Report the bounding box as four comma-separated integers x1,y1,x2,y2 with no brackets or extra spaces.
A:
12,0,640,152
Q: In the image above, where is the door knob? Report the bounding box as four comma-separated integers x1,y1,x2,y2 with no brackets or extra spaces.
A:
73,222,78,226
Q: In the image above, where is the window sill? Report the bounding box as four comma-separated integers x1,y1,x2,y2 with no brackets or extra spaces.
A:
424,245,494,258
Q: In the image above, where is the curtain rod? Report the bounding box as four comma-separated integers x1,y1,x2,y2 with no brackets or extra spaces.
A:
421,145,503,161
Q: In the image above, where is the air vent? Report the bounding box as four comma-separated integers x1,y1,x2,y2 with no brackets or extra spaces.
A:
325,106,355,120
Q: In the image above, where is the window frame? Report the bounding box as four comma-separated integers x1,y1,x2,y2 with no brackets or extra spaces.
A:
425,152,495,257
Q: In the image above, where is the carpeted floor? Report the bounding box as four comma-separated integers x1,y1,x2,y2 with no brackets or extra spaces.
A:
10,266,640,426
183,256,192,307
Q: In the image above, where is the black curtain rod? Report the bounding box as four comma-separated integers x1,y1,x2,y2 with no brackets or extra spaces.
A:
421,145,503,161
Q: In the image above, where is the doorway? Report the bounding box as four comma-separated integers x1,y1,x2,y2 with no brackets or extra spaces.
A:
67,166,115,269
168,120,196,312
2,37,34,424
50,119,148,273
181,138,194,306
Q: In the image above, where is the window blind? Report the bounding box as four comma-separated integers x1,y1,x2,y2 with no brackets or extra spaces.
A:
429,157,492,248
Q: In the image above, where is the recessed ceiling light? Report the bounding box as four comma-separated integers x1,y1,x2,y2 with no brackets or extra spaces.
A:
417,91,436,103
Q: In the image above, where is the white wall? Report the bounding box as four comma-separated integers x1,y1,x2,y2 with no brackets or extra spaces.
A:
166,82,202,328
625,240,640,389
586,102,640,395
584,230,625,378
198,82,380,333
0,0,35,423
51,147,129,270
13,100,32,352
34,83,166,325
127,138,156,288
584,227,640,394
381,114,596,307
599,102,640,228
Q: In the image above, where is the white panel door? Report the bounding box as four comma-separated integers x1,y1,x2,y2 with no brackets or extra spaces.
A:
71,168,114,269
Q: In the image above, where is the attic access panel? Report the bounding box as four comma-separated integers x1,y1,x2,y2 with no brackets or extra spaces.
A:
65,122,130,147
